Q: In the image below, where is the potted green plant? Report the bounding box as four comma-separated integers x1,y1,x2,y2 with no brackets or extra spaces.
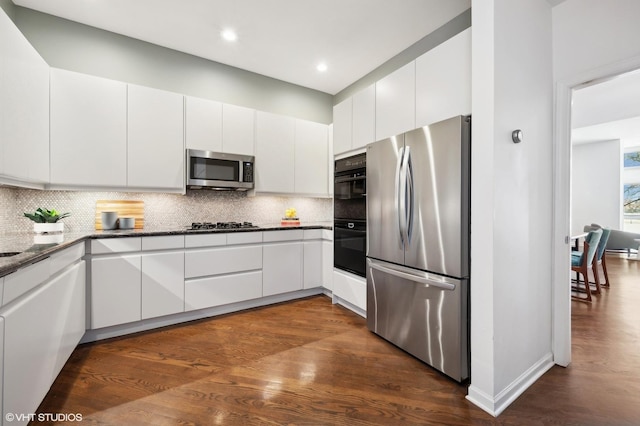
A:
24,208,70,234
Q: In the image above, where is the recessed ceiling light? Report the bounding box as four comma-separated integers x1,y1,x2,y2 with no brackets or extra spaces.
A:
317,62,328,72
221,29,237,42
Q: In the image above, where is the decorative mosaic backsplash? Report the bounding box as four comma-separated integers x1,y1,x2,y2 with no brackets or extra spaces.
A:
0,187,332,234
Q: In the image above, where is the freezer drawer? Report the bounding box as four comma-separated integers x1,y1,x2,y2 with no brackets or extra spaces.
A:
366,258,469,382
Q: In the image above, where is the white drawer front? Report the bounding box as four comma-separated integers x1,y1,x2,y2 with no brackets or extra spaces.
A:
91,238,141,254
185,245,262,278
322,229,333,241
184,233,227,248
303,229,323,240
333,269,367,311
142,235,185,251
263,229,304,242
185,270,262,311
3,258,51,306
50,243,85,276
227,231,263,245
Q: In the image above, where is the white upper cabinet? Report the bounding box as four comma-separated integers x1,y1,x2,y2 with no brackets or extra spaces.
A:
416,28,471,127
375,61,416,140
0,9,49,184
223,103,255,156
50,68,127,187
185,96,223,152
294,119,328,196
255,111,295,193
127,84,184,190
332,97,352,155
352,83,376,150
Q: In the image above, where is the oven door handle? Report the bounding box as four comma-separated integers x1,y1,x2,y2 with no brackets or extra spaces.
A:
334,223,366,232
335,175,366,184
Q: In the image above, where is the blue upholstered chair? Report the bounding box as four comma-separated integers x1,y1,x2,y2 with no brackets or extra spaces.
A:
571,228,603,302
583,225,612,291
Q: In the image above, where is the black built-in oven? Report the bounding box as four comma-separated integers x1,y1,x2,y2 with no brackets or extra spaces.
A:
334,153,366,277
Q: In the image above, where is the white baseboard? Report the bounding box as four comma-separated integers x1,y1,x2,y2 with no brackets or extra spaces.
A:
466,352,554,417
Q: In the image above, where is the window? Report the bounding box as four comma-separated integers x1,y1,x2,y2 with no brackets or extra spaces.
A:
623,150,640,232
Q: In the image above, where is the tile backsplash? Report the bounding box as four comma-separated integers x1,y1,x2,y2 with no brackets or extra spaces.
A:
0,187,332,233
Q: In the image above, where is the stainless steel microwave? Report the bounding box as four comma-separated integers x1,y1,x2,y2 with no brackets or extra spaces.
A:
186,149,255,191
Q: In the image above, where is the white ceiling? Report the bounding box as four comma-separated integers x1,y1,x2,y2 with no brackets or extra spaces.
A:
12,0,470,95
572,68,640,149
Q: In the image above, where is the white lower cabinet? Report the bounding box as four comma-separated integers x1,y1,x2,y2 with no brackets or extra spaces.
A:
322,237,334,292
142,251,185,319
303,229,323,289
333,269,366,315
185,271,262,311
91,254,142,329
263,241,303,296
184,243,263,311
1,261,85,426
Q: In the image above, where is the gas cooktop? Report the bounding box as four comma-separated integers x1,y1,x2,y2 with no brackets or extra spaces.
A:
189,221,258,230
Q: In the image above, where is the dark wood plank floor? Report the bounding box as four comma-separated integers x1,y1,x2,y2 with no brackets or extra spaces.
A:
35,256,640,425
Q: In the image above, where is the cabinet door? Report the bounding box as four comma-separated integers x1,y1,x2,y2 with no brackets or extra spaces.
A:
255,111,295,193
352,84,376,150
2,261,85,423
185,96,223,152
322,240,334,291
294,119,329,195
128,84,184,190
375,61,416,140
91,254,141,329
50,68,127,187
0,9,49,183
263,242,303,296
223,103,255,155
303,240,323,289
142,251,185,319
332,97,352,155
416,28,471,127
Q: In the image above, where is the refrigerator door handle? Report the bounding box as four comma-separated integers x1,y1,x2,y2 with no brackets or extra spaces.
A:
368,259,456,291
396,146,406,246
405,148,414,244
398,146,410,247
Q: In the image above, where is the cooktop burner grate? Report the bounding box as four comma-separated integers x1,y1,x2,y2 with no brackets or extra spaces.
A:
190,221,258,230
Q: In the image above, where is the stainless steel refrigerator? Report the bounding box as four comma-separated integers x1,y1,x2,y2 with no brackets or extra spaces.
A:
366,115,470,382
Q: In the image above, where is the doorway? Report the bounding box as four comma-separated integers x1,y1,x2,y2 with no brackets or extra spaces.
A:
553,60,640,366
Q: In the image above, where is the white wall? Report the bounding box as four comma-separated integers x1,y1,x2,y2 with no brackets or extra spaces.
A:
572,140,622,234
553,0,640,83
551,0,640,370
469,0,553,416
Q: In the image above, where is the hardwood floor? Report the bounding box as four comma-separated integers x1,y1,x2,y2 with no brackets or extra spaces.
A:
36,256,640,425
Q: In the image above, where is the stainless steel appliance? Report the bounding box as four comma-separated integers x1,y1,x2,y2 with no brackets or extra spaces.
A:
366,115,470,382
186,149,254,191
334,153,366,277
189,221,258,230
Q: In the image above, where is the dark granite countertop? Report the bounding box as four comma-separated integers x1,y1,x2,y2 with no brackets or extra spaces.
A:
0,222,332,278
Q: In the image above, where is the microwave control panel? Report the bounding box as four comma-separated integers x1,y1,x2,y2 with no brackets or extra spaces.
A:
243,162,254,183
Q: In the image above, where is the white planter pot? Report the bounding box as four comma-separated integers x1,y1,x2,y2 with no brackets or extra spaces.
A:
33,222,64,234
33,233,64,244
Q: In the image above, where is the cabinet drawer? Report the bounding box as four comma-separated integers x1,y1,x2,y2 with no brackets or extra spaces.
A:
185,245,262,278
50,243,85,276
322,229,333,241
142,235,185,251
3,258,51,306
185,270,262,311
263,229,304,242
227,231,263,245
303,229,323,240
185,233,227,248
91,238,141,254
333,269,366,311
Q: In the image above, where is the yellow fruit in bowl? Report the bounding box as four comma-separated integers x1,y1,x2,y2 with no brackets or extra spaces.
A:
285,208,297,218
